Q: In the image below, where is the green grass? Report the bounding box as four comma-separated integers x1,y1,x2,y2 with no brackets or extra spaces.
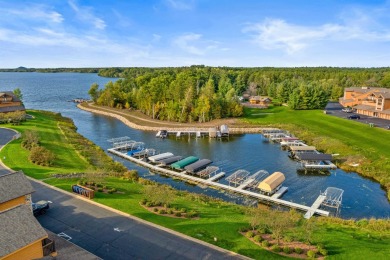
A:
2,110,390,259
43,177,390,260
242,106,390,196
0,110,90,179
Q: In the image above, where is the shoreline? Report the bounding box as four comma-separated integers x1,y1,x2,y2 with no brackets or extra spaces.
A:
78,102,266,133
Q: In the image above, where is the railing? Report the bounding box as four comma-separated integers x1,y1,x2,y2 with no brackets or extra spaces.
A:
42,238,56,256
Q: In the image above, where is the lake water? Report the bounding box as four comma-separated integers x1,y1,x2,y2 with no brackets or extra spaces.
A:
1,72,389,219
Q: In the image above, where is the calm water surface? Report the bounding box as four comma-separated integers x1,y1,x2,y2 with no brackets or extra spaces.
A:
1,72,389,219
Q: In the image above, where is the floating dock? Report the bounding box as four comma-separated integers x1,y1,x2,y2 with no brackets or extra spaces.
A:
108,147,330,218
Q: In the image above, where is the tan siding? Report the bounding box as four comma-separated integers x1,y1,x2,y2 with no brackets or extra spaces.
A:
0,197,26,212
1,239,44,260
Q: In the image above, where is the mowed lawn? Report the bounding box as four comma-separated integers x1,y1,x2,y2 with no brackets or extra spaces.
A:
0,110,90,179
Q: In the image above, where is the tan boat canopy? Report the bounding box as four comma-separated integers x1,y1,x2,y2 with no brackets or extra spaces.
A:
258,172,285,192
290,146,316,151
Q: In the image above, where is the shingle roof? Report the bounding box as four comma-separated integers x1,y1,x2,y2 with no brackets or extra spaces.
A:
0,171,34,204
0,91,21,102
0,205,47,257
0,105,26,113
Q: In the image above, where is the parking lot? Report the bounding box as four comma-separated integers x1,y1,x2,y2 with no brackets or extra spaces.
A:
325,102,390,130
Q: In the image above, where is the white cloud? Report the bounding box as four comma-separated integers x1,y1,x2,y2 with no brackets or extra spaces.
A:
165,0,195,10
173,33,224,55
68,0,106,30
173,33,204,55
152,34,162,42
1,5,63,23
243,16,390,54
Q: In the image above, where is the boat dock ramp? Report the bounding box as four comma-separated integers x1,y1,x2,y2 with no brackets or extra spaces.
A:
107,143,333,218
262,130,337,171
156,125,230,139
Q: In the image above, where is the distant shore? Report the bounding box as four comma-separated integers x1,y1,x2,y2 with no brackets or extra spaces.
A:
78,102,266,133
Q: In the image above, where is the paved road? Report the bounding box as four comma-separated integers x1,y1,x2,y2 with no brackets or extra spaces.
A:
325,102,390,129
0,127,17,175
31,180,245,260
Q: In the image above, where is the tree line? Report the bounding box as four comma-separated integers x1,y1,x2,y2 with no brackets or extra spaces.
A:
90,66,390,121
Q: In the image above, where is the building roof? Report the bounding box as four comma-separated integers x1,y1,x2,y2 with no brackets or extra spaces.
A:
354,104,376,111
258,171,285,192
0,91,22,102
344,87,389,94
290,146,316,151
0,205,47,258
0,105,26,113
297,153,333,161
0,171,34,204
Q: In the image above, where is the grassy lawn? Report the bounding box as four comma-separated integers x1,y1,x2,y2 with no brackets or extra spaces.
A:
43,177,390,259
2,110,390,259
0,110,90,179
242,106,390,197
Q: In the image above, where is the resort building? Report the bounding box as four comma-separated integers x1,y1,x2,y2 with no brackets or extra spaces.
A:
339,87,390,120
248,96,272,107
0,172,56,259
0,91,25,114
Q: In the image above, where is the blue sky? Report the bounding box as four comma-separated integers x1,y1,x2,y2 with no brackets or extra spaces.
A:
1,0,390,68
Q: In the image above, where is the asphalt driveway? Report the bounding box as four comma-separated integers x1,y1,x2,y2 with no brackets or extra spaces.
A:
30,180,245,260
325,102,390,129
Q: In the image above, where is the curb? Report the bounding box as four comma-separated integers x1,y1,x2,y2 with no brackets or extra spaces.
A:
28,177,252,260
0,127,20,173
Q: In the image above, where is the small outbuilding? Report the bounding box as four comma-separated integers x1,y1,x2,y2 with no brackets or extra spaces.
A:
258,171,285,194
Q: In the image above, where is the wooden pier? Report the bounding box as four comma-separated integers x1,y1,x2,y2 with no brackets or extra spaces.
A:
304,195,326,219
108,147,329,218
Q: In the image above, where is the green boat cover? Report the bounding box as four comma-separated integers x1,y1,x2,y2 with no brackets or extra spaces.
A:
171,156,199,169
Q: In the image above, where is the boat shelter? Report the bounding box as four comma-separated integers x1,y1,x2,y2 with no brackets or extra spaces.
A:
258,172,285,194
296,153,333,161
290,146,316,152
158,156,183,166
171,156,199,169
226,170,250,187
197,166,220,178
184,159,212,174
148,152,174,163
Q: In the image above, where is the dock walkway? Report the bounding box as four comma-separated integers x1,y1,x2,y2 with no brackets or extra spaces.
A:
108,148,329,218
304,195,326,219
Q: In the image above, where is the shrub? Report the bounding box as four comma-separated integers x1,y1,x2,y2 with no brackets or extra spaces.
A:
245,231,255,238
159,209,166,214
253,235,263,242
97,188,103,192
111,188,117,193
175,212,182,217
141,199,147,205
187,210,199,218
319,248,328,256
107,189,113,194
283,246,292,254
163,203,171,209
271,245,281,252
77,180,83,185
96,183,103,188
29,145,55,166
180,208,187,213
145,202,153,207
167,209,174,214
257,227,268,234
103,185,108,189
123,170,139,182
307,250,317,258
153,208,158,212
284,235,294,242
261,240,269,247
294,247,303,254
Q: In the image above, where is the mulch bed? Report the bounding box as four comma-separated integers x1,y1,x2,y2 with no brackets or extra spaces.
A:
240,231,325,259
140,203,199,219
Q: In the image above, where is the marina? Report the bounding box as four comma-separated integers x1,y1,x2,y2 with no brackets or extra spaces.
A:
4,72,389,219
107,138,338,218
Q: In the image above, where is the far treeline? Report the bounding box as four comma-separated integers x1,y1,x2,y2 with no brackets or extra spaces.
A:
90,66,390,123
